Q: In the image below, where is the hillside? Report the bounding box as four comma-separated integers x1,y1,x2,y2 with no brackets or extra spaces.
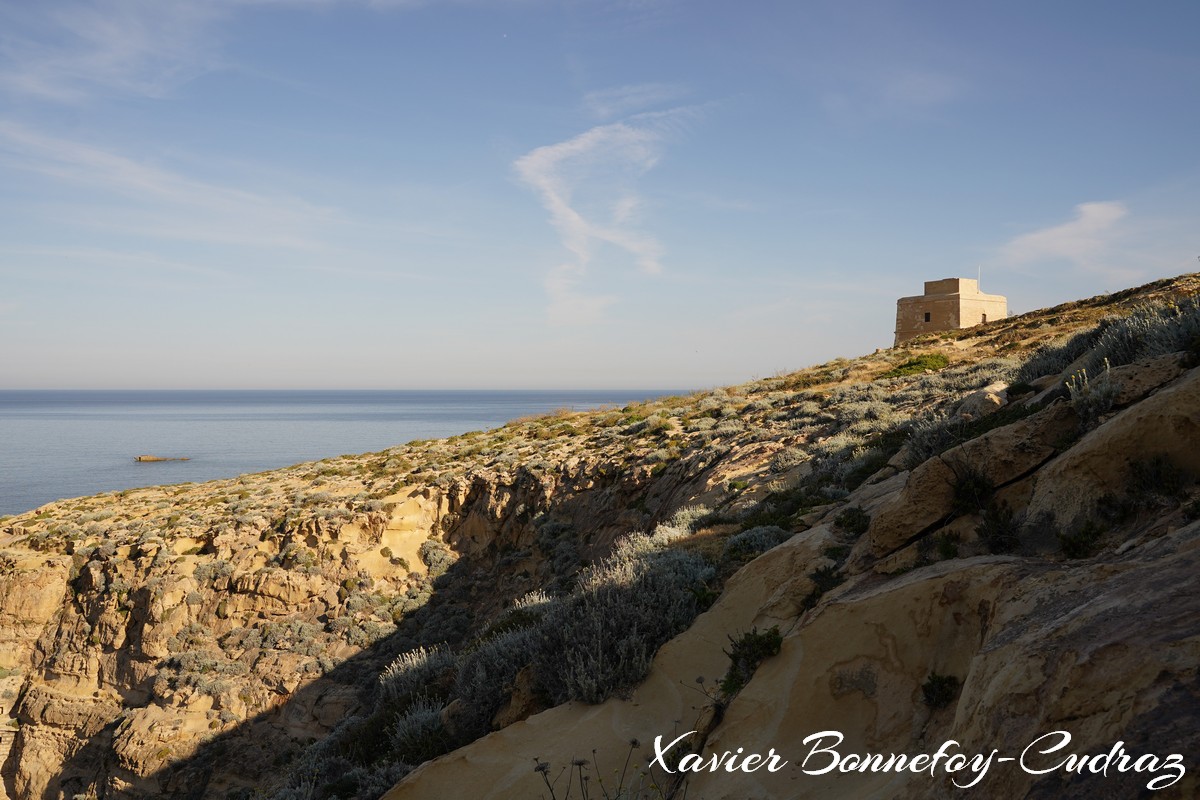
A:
1,274,1198,799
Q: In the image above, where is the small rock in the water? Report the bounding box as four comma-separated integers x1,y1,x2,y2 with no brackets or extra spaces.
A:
134,455,189,462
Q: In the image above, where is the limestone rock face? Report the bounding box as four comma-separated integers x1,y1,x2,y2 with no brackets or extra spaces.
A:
679,526,1200,800
0,422,725,797
1025,365,1200,530
382,358,1200,800
383,526,1200,800
853,401,1077,564
1107,351,1187,406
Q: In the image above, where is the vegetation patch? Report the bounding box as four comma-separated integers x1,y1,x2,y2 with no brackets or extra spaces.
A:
879,353,950,379
719,626,783,698
1058,520,1105,559
834,506,871,535
977,501,1020,553
921,672,960,709
802,565,844,610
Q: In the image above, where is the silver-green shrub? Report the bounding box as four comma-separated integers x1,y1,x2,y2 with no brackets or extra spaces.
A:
533,540,714,705
723,525,792,559
379,644,455,703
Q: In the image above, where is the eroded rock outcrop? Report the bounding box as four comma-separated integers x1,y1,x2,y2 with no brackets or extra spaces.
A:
384,366,1200,800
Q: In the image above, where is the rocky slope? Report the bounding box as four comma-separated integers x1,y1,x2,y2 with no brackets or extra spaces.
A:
1,273,1197,799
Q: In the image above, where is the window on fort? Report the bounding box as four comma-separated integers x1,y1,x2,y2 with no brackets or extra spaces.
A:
924,312,931,323
982,313,987,323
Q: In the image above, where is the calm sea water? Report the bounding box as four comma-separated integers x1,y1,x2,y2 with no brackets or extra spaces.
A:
0,390,675,516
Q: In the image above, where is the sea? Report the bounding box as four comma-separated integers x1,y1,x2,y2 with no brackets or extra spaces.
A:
0,389,676,516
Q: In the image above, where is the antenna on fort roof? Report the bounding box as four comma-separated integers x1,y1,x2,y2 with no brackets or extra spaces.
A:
977,263,981,287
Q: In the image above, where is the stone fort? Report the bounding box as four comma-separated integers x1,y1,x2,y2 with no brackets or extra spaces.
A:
894,278,1007,346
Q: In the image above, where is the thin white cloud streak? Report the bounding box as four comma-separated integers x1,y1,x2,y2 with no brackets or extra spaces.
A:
515,109,693,323
0,1,225,101
582,83,687,120
0,121,340,250
0,0,538,102
999,201,1129,272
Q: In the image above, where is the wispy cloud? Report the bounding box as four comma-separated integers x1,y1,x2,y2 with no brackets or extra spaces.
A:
582,82,687,120
0,1,226,101
0,121,340,249
999,201,1131,274
515,108,693,323
0,0,524,102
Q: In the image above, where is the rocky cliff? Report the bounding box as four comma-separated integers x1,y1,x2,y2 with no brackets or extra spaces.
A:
1,274,1197,799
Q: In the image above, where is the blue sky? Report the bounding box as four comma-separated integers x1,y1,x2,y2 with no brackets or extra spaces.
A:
1,0,1197,389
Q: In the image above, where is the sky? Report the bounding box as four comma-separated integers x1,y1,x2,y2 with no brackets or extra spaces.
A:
1,0,1197,389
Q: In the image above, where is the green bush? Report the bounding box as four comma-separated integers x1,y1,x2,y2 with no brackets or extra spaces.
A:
1015,329,1101,383
1130,455,1189,500
921,672,960,709
834,506,871,535
802,565,844,610
951,466,994,515
719,626,783,697
934,531,960,560
880,353,950,379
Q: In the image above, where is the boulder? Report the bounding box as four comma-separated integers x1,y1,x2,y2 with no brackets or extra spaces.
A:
954,381,1008,420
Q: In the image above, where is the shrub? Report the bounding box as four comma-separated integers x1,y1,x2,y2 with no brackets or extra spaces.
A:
533,543,714,705
769,447,808,473
662,504,712,535
390,697,451,764
379,645,455,705
834,507,871,535
418,540,455,577
481,591,553,639
802,565,843,610
1059,520,1105,559
1129,455,1189,501
719,626,783,697
934,531,960,560
1065,361,1120,430
193,559,234,586
1015,329,1101,383
977,501,1020,553
1017,296,1200,384
722,525,792,560
921,672,960,709
455,628,536,736
951,466,994,516
904,412,960,468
